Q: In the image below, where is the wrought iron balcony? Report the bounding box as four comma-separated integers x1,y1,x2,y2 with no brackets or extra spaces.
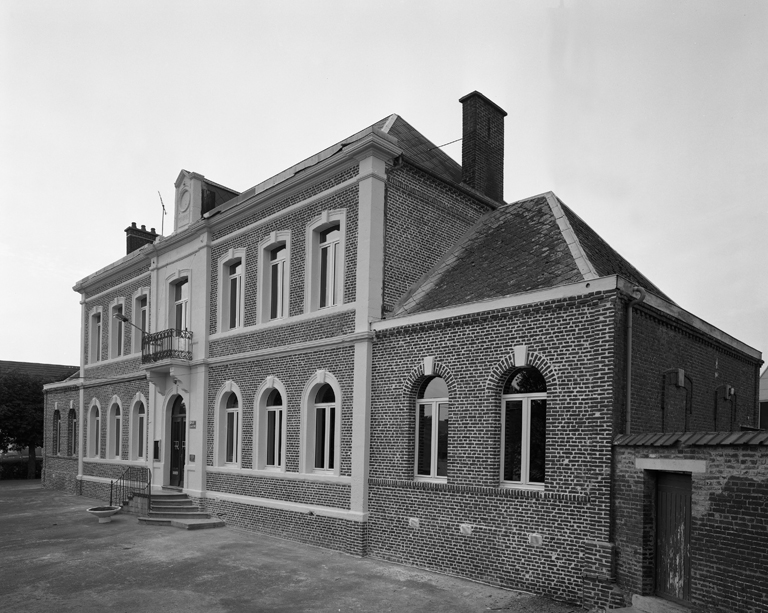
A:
142,329,193,364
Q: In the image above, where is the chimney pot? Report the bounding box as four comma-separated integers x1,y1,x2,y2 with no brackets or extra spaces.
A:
459,91,507,202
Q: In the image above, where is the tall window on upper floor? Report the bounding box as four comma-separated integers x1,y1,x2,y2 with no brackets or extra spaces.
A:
132,292,148,353
174,279,189,331
415,377,449,480
52,410,61,455
68,409,78,456
306,213,345,313
89,310,102,363
313,384,336,471
227,260,243,329
501,367,547,488
319,225,340,309
269,245,287,319
110,303,124,359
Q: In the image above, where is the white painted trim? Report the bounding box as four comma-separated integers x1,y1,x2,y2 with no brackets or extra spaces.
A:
305,209,347,313
635,458,707,473
206,467,351,485
544,192,598,281
203,490,367,522
375,277,618,331
217,247,247,333
257,231,291,324
300,370,342,476
131,286,151,354
253,376,288,471
213,380,244,468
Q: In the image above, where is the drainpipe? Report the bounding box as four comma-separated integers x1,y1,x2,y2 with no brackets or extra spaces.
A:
625,286,646,435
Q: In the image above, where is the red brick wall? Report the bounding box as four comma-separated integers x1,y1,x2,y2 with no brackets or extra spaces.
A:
613,445,768,613
628,302,760,433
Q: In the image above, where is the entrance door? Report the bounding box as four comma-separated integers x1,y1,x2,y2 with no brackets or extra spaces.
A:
169,396,186,488
656,472,691,604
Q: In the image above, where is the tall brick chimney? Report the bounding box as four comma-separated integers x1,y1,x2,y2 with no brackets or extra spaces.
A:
459,91,507,202
125,222,158,254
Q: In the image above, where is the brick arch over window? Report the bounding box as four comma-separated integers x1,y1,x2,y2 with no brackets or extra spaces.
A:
402,359,458,406
485,350,558,398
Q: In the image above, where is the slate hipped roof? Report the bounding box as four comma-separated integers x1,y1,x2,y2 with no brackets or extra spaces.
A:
394,192,670,316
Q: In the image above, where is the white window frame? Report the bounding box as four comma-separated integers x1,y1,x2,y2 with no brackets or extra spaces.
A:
166,269,192,332
88,400,101,458
131,287,150,354
109,298,126,359
214,381,243,468
305,211,345,313
129,393,147,460
258,231,291,324
217,248,247,333
254,377,288,471
301,370,342,475
500,370,547,490
107,398,122,460
414,378,449,482
88,306,103,364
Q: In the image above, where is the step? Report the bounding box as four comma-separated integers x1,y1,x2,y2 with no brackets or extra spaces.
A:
147,510,210,519
151,502,199,509
611,596,690,613
138,516,225,530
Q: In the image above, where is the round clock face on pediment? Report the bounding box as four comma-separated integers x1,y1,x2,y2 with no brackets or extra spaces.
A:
179,189,191,213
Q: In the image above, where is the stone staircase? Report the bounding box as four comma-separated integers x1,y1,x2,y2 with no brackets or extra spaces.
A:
137,490,224,530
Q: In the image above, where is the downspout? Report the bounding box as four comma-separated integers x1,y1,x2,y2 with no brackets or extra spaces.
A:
625,286,646,435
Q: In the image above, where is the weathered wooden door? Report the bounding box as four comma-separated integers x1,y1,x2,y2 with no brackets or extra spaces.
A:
656,472,691,604
169,397,186,488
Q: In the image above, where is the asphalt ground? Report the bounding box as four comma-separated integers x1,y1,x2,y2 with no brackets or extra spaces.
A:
0,481,579,613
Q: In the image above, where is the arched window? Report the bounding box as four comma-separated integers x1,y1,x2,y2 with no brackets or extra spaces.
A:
501,367,547,486
52,410,61,455
415,377,449,479
68,409,78,456
109,405,122,459
313,384,336,470
265,389,284,468
133,402,146,459
225,393,240,465
89,404,101,458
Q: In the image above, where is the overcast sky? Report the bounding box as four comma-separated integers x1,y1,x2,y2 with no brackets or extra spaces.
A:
1,0,765,371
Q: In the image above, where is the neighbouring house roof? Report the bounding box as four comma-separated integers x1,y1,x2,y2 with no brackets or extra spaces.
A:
393,191,670,316
614,431,768,446
0,361,79,383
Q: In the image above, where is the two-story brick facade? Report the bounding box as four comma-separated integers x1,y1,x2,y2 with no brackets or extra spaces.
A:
43,92,765,612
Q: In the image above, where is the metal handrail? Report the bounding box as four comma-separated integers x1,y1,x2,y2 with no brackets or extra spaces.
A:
142,328,193,364
109,465,152,508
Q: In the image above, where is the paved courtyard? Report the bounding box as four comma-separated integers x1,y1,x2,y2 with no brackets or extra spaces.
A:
0,481,580,613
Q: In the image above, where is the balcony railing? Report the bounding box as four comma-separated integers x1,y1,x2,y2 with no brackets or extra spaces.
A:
142,328,193,364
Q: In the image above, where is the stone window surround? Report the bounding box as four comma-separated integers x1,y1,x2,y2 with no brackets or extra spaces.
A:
305,210,346,314
214,380,243,468
108,297,126,360
300,369,342,477
257,231,291,324
131,287,150,354
217,248,247,333
253,376,288,471
87,398,101,458
88,306,103,364
129,392,148,461
106,395,122,460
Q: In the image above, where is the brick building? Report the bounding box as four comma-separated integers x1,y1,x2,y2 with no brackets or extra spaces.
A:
43,92,765,612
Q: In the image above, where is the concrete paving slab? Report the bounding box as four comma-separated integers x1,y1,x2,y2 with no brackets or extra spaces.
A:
0,481,580,613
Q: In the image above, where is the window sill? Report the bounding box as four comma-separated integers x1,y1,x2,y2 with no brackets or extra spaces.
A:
210,304,356,341
414,476,448,484
207,466,351,484
84,353,139,368
500,482,545,491
83,457,145,465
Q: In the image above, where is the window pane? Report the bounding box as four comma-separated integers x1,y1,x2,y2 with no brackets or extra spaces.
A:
319,227,339,243
417,404,433,476
138,415,144,458
270,261,280,319
529,399,546,483
315,407,326,469
230,276,239,328
328,407,335,470
315,384,335,404
115,417,120,456
503,368,547,394
319,246,328,308
504,400,523,481
226,412,235,463
229,261,241,276
418,377,449,399
267,410,276,466
277,411,283,466
266,389,282,406
270,245,285,261
437,403,448,477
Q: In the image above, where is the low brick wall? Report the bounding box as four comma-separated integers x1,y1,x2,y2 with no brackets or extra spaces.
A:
613,444,768,613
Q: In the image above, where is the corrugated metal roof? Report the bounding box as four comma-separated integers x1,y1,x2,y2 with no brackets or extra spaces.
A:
614,430,768,447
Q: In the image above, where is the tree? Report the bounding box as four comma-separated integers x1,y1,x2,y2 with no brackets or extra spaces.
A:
0,372,46,479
